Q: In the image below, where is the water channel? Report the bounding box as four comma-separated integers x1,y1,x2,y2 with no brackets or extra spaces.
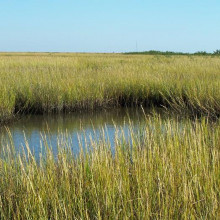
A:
0,108,185,160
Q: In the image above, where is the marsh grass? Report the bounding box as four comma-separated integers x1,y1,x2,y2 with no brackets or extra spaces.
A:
0,53,219,218
0,53,220,124
0,116,219,219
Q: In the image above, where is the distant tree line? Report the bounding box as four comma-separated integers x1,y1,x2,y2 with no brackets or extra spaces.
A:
124,50,220,56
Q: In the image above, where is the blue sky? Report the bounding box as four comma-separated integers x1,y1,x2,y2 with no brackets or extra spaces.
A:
0,0,219,52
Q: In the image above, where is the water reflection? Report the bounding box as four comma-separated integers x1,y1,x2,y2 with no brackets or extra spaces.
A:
0,108,154,159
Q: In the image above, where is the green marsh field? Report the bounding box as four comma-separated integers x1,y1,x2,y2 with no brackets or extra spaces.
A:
0,53,220,122
0,53,220,219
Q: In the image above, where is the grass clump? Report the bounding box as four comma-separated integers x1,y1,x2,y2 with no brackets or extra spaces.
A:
0,53,220,124
0,116,219,219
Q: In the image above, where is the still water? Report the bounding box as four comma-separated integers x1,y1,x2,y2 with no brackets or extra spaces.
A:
1,108,158,159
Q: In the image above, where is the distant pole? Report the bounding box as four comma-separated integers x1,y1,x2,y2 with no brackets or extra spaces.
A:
136,41,138,52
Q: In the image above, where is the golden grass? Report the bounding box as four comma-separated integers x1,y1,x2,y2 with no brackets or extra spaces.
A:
0,116,219,219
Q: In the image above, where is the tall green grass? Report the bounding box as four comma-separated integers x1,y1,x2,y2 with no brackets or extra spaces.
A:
0,116,219,219
0,53,220,124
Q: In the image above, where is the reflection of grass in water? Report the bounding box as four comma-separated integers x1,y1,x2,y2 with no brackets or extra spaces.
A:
0,116,219,219
0,53,220,124
1,107,161,137
0,108,161,157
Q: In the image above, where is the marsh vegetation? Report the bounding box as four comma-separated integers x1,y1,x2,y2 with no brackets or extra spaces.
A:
0,53,219,219
0,53,220,123
0,115,219,219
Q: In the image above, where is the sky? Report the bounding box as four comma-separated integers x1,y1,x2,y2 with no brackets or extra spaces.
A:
0,0,219,53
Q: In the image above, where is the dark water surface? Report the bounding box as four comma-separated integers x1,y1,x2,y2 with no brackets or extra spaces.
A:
1,108,160,159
